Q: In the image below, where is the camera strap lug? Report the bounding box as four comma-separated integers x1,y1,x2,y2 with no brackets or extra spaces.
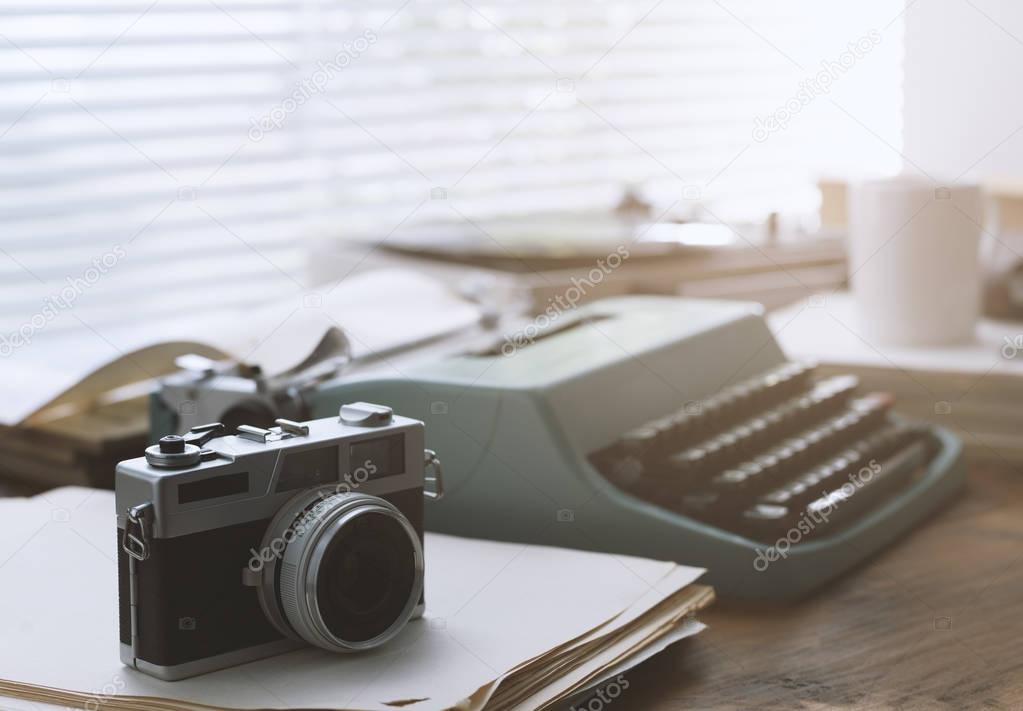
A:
122,502,155,672
122,502,154,562
423,449,444,501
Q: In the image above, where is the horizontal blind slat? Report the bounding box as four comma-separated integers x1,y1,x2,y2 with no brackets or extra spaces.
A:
0,0,903,334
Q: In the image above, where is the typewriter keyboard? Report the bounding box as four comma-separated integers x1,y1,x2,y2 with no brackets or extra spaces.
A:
589,362,937,543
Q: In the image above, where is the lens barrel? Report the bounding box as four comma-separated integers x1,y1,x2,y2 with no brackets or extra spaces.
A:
255,488,424,652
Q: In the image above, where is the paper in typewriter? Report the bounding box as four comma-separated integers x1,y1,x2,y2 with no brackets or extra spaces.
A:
0,488,712,711
0,269,483,426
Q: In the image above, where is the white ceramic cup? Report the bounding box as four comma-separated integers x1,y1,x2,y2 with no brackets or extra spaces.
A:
848,177,984,346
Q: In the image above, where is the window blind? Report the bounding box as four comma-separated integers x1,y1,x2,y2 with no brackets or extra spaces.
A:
0,0,904,342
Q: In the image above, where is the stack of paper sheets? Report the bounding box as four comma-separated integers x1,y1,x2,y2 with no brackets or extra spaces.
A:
0,488,712,711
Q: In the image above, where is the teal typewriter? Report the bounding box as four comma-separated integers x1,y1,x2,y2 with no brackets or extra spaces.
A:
153,297,966,599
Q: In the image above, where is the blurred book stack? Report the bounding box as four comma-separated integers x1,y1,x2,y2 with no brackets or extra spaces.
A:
0,398,147,489
309,214,847,314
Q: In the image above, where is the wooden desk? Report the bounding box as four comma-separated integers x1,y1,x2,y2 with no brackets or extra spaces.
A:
619,464,1023,710
3,467,1019,710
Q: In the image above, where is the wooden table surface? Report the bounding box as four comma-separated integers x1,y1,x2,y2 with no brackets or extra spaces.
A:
615,463,1023,710
4,466,1019,711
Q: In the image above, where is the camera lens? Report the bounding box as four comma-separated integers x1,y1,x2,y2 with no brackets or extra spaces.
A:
316,511,418,643
255,489,424,653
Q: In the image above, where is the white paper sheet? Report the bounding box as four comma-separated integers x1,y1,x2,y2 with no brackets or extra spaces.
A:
0,488,705,711
770,292,1023,376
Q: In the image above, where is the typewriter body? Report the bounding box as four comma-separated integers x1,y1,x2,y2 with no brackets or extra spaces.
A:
154,297,966,599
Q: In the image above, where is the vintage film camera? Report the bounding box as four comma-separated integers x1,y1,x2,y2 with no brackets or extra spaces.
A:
117,403,443,680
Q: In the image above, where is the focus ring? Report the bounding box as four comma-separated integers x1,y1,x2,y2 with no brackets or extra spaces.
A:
255,488,424,653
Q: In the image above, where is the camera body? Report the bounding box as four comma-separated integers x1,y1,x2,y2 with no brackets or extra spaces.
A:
116,403,440,681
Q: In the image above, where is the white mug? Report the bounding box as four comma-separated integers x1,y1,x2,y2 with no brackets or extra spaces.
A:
848,176,984,346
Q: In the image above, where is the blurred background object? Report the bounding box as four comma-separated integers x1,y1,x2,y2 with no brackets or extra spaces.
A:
848,178,984,346
3,0,1023,480
0,0,903,353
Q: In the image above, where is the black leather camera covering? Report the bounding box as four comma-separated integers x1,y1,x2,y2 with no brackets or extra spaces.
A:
118,487,424,668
